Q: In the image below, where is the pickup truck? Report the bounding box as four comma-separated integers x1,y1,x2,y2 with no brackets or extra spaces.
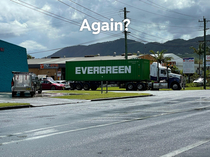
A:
11,72,42,97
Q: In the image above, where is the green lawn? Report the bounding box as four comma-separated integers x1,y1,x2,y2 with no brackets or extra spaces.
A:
160,86,209,91
49,90,151,100
49,86,209,100
0,103,30,108
97,86,210,91
97,86,209,91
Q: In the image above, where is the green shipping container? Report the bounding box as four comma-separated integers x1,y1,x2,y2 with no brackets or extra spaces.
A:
66,59,150,81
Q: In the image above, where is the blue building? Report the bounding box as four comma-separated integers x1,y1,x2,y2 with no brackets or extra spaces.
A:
0,40,28,92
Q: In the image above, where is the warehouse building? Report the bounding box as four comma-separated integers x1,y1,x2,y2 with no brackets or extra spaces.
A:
0,40,28,92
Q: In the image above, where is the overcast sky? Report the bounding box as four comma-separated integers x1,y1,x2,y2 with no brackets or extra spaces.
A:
1,0,210,58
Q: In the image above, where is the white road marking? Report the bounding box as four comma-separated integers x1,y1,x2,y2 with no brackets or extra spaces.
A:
160,140,210,157
32,129,57,136
2,110,210,146
1,113,168,146
0,123,70,138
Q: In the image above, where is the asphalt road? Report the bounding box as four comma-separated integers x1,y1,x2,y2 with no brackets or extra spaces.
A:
1,90,210,157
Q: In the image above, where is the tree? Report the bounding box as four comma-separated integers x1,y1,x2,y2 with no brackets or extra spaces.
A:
149,49,172,82
27,54,33,59
190,43,209,76
171,65,180,74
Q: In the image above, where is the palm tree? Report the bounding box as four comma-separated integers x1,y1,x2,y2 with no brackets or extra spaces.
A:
190,43,209,76
149,50,172,82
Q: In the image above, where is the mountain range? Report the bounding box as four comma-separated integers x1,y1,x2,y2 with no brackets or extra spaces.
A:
47,35,210,58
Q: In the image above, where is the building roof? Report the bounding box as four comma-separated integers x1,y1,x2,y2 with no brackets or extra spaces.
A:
28,53,183,68
150,53,183,65
28,55,139,65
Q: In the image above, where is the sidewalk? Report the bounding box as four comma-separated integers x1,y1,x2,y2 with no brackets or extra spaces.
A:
0,91,153,110
0,92,88,108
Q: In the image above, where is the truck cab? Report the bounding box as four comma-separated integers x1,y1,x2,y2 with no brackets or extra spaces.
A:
150,62,183,90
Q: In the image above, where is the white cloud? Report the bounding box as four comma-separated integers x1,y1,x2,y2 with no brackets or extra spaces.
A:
163,0,195,9
0,0,209,58
19,40,47,51
181,34,191,40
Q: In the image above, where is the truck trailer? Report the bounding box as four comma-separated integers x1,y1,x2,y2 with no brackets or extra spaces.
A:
65,59,183,91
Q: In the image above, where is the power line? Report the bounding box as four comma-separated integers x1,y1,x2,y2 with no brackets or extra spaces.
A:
58,0,123,37
28,32,123,55
11,0,124,56
11,0,80,26
142,0,198,19
58,0,104,22
114,0,192,20
129,33,199,48
67,0,109,20
130,19,201,30
129,27,171,41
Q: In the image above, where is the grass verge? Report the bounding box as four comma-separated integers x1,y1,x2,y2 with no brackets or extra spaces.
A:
49,90,151,100
160,86,208,91
0,103,30,108
96,86,210,91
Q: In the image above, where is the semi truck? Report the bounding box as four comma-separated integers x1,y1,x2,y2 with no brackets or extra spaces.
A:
65,59,183,91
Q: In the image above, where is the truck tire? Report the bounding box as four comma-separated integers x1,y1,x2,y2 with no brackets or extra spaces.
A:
171,83,180,90
126,83,135,91
30,92,35,97
137,83,144,91
38,87,42,94
31,87,36,97
83,83,90,90
76,83,82,90
20,92,24,97
12,92,16,97
70,84,75,90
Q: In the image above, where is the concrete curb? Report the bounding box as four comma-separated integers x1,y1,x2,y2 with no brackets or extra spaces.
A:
0,105,33,110
91,94,153,101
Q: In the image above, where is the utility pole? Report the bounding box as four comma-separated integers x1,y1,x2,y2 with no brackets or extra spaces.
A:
199,17,210,89
124,7,129,60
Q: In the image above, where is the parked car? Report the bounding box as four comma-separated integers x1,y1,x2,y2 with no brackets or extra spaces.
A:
55,80,70,90
41,79,65,90
193,78,207,85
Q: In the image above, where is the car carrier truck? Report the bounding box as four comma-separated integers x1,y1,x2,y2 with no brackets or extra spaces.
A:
65,59,183,91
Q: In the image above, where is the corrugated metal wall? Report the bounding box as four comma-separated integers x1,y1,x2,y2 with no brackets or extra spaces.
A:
0,40,28,92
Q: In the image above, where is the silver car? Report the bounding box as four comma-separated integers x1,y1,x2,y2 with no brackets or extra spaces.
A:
55,80,70,89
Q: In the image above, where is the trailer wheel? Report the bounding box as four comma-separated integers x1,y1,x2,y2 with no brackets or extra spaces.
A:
171,83,180,90
12,92,16,97
137,83,144,91
126,83,135,91
83,83,90,90
76,83,82,90
70,84,75,90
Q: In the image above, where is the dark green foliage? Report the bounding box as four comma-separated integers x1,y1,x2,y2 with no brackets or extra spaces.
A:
48,35,210,58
